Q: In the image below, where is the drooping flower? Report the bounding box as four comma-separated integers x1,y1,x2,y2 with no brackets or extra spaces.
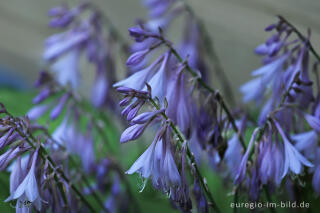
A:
224,118,246,177
241,20,314,124
50,49,81,89
143,0,184,32
52,114,70,147
224,135,243,178
274,120,313,177
39,2,120,111
304,113,320,133
0,128,18,150
5,149,42,211
50,93,70,120
166,64,192,135
257,126,285,186
234,128,260,185
0,146,29,171
48,3,89,28
240,53,288,103
292,130,318,158
142,52,171,101
113,54,164,90
193,178,208,213
126,125,181,193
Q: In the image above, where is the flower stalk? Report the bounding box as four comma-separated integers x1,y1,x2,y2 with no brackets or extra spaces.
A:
1,110,97,213
148,98,221,213
153,33,247,149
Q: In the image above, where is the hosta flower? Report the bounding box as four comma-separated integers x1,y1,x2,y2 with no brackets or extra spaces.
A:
258,130,284,186
50,93,70,120
193,179,208,213
126,49,151,67
120,109,163,143
240,53,288,103
166,65,191,135
52,114,70,147
241,20,314,124
313,165,320,195
224,135,243,178
143,0,183,32
116,50,172,102
129,26,157,42
292,131,318,158
144,0,173,18
44,29,90,62
48,3,88,28
51,49,81,89
32,87,51,104
120,123,149,143
91,71,109,107
37,2,120,112
274,120,313,177
0,146,29,171
5,149,42,211
146,52,171,101
0,128,17,150
114,54,164,90
126,126,181,192
234,128,260,185
304,113,320,133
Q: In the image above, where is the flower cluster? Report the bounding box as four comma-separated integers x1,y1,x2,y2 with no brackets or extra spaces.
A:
116,87,192,210
114,6,320,212
237,17,320,200
2,0,320,212
114,20,226,211
0,109,56,212
44,1,122,108
241,19,314,124
15,2,137,213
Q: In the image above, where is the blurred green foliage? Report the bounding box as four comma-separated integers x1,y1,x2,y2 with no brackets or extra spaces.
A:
1,88,320,213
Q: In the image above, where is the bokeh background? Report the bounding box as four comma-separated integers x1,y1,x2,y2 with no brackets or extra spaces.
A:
1,0,320,93
1,0,320,212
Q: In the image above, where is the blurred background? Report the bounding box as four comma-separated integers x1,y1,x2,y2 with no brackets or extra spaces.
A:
1,1,320,212
1,0,320,96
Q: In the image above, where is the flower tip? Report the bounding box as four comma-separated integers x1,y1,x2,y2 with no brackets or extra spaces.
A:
265,23,277,31
120,135,130,144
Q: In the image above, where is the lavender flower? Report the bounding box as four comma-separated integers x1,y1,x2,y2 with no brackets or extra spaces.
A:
258,127,284,186
224,118,246,178
241,20,314,123
234,128,259,185
274,120,313,177
224,135,243,178
193,179,208,213
41,2,121,110
114,54,164,90
166,64,192,135
292,131,318,158
304,113,320,133
6,149,42,211
313,165,320,195
126,125,181,193
0,146,29,171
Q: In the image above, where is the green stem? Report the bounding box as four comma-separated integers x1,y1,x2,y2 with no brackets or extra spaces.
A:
69,157,109,213
54,86,141,211
3,111,97,213
181,0,236,105
149,98,221,213
264,187,276,213
278,16,320,63
156,35,247,150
